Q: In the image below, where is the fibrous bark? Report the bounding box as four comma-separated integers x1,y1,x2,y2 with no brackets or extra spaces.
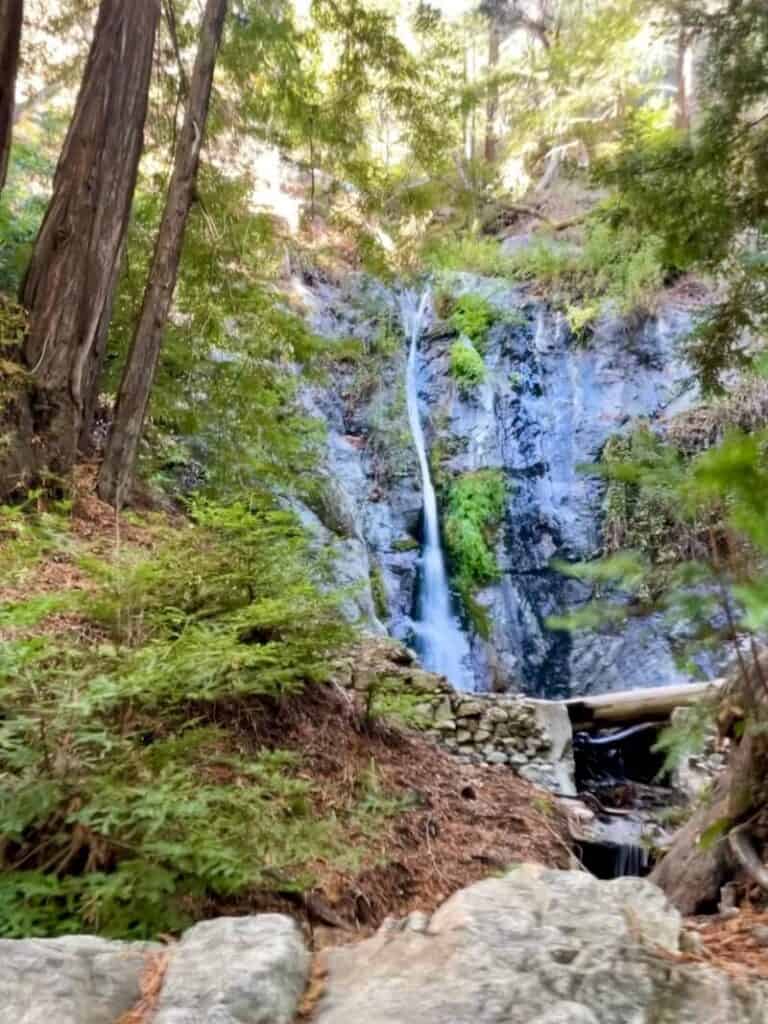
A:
98,0,228,506
484,15,501,164
14,0,159,490
0,0,23,192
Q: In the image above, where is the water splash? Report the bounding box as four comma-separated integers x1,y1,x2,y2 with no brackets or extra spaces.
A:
401,290,474,691
614,842,649,878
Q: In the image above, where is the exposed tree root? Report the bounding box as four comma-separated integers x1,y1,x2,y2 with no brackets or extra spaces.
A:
728,820,768,892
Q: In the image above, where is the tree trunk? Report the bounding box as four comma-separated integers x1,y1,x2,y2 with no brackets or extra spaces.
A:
16,0,159,487
650,655,768,913
484,16,501,164
97,0,228,506
674,27,692,135
0,0,23,192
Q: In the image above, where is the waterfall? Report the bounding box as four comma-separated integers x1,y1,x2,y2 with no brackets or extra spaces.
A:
401,290,474,691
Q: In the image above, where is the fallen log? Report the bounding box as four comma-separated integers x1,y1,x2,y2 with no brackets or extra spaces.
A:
563,680,724,729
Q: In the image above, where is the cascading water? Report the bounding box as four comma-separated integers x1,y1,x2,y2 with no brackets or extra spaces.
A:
401,290,474,691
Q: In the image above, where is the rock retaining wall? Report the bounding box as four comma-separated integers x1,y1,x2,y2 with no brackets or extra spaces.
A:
333,638,576,793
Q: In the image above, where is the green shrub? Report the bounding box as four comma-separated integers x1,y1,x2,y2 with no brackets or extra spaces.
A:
444,470,507,635
505,239,580,283
581,220,665,314
0,497,380,939
364,676,431,730
370,563,389,619
450,340,486,393
449,293,496,351
566,301,600,340
500,217,666,320
392,536,419,552
423,235,513,277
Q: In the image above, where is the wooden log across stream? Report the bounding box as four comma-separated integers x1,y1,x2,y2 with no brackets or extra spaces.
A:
562,679,725,730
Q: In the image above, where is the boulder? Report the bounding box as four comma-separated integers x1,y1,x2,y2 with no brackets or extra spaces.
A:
0,934,157,1024
0,915,308,1024
152,915,309,1024
314,866,767,1024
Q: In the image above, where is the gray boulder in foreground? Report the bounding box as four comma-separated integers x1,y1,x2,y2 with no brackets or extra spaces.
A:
0,934,158,1024
2,871,765,1024
314,866,768,1024
152,914,309,1024
0,915,308,1024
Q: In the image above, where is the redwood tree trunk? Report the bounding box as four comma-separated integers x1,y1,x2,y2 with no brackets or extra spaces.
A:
98,0,228,506
18,0,159,483
484,16,501,164
674,27,691,135
0,0,23,192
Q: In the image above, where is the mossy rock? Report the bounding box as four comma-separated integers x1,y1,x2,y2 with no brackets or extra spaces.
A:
392,537,419,552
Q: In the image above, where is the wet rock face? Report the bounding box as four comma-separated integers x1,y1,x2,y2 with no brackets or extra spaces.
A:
297,272,423,644
314,866,768,1024
419,276,708,696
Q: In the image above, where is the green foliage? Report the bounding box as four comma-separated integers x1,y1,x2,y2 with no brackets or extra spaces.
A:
0,497,75,582
449,293,496,351
504,219,665,318
596,3,768,389
424,236,513,277
505,239,579,284
653,701,718,777
0,137,58,291
599,430,695,587
698,816,732,852
450,340,486,393
392,536,419,552
444,470,507,636
364,677,430,731
566,301,600,340
556,411,768,749
369,563,389,620
105,167,324,498
580,218,665,313
0,497,377,938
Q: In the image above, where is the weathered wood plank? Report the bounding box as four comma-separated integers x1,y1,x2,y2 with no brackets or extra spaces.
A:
561,680,724,728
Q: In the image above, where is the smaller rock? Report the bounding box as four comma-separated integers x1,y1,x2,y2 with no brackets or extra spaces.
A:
456,700,485,718
484,706,509,723
500,742,522,755
752,925,768,948
408,670,446,693
486,751,508,765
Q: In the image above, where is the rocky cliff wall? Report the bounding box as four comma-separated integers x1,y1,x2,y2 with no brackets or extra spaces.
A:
297,269,720,698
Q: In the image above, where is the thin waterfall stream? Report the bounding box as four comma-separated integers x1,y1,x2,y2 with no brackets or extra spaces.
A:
401,290,474,691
